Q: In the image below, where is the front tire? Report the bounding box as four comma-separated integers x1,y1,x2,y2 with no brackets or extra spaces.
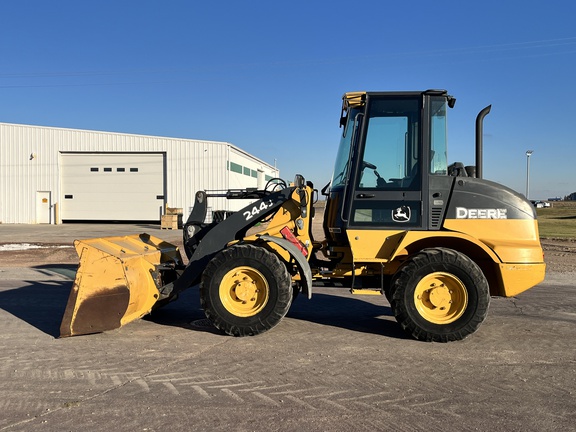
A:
390,248,490,342
200,244,292,336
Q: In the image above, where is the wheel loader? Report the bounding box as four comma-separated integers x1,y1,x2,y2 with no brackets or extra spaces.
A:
60,90,546,342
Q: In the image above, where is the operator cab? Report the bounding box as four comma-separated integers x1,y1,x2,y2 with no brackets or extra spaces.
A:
323,90,454,245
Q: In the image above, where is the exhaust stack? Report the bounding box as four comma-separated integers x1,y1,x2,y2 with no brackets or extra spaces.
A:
475,105,491,179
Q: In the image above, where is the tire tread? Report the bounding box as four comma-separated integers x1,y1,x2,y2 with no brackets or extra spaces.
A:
391,247,490,342
200,244,292,336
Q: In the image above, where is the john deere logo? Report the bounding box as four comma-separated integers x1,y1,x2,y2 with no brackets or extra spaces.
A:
392,206,411,223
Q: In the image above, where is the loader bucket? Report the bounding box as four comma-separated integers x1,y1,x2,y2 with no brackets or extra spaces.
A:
60,234,182,337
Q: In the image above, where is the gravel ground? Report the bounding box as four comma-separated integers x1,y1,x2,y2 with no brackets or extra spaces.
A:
540,238,576,273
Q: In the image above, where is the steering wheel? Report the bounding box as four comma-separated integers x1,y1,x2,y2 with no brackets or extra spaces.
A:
362,161,377,170
362,161,386,186
265,177,287,192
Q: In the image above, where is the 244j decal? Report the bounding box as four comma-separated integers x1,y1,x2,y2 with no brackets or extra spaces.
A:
243,199,274,221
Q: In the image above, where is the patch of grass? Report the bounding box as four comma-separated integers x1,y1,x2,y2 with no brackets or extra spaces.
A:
537,204,576,239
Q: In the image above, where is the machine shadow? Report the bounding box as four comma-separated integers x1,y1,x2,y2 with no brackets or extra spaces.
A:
287,292,409,339
0,268,74,338
144,286,223,335
148,286,410,340
0,265,408,340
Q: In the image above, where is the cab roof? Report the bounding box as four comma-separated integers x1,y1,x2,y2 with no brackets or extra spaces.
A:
342,90,450,108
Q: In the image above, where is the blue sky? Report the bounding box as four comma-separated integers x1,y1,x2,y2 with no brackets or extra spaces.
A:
1,1,575,200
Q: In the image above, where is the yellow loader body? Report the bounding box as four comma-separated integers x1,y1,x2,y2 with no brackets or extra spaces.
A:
57,90,549,343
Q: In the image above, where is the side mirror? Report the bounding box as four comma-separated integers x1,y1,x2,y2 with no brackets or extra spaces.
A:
294,174,305,188
299,188,308,219
292,175,308,218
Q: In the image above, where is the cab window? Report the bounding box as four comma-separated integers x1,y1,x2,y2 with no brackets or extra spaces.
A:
357,98,420,190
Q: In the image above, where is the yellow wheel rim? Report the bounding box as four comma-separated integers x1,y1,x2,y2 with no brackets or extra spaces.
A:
414,272,468,324
219,266,269,317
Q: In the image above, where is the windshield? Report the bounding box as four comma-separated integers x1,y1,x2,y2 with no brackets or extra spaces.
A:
330,108,362,187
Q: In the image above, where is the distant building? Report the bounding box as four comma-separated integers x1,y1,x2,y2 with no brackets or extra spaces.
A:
567,192,576,201
0,122,279,224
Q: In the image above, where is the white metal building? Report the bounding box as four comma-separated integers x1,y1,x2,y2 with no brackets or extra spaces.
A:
0,122,279,224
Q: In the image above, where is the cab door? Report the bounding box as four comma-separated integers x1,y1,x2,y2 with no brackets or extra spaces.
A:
347,94,425,230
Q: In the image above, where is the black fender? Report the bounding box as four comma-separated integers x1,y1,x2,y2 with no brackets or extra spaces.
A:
259,234,313,299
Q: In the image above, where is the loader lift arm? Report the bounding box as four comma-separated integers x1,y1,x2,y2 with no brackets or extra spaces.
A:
163,185,300,300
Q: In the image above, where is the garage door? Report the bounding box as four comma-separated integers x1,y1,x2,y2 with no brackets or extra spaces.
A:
61,153,165,221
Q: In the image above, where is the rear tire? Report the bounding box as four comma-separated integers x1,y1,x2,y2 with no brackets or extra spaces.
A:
200,244,292,336
390,248,490,342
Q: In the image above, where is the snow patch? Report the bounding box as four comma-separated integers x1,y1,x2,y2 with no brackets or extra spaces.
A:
0,243,72,251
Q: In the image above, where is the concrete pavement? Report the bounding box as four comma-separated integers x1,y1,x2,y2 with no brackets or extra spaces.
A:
0,223,183,245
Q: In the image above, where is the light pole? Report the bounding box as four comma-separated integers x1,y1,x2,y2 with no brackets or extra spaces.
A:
525,150,533,199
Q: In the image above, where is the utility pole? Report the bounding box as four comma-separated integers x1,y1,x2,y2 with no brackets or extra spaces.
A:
525,150,533,199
